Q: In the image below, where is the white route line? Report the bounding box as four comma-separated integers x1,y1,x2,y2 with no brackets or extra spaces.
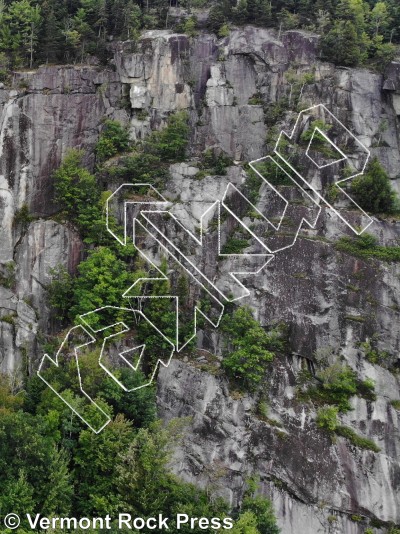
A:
136,206,272,302
80,306,175,392
248,155,322,253
273,103,373,235
37,325,111,434
305,127,347,169
106,183,169,246
39,103,374,432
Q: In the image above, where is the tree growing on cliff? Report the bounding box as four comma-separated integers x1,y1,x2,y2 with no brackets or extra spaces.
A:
53,149,101,235
238,477,280,534
95,119,130,163
221,307,283,391
69,246,135,324
350,157,398,214
144,111,190,161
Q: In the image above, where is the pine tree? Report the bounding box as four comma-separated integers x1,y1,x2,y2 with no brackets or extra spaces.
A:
351,156,397,213
247,0,272,25
37,0,66,63
321,19,365,66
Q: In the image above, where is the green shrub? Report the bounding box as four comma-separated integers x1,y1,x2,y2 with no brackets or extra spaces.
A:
1,314,16,325
53,150,127,246
0,262,16,289
300,119,332,145
357,233,378,249
103,152,169,188
70,247,137,327
264,98,288,126
336,234,400,262
144,111,189,162
53,149,102,238
305,363,376,412
248,158,292,190
390,400,400,410
221,237,249,254
96,120,130,162
327,184,340,203
336,426,380,452
0,68,10,84
316,363,359,412
135,259,189,358
218,23,230,38
13,203,33,229
248,93,263,105
236,477,280,534
350,157,397,214
257,400,269,418
200,148,232,175
183,16,198,37
47,266,75,325
316,405,339,432
221,307,283,391
241,495,280,534
316,408,380,452
356,378,377,402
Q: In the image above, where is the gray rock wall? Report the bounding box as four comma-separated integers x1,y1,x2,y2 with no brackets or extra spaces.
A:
1,25,400,533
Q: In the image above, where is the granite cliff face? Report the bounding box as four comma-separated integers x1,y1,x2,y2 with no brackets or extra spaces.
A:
1,26,400,533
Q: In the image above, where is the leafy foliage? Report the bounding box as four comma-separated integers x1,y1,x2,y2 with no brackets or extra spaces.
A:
350,157,398,214
0,261,16,289
0,0,398,71
199,148,233,176
300,119,331,145
0,369,280,531
315,363,360,412
13,203,33,229
300,362,376,412
336,233,400,262
316,405,339,432
102,152,169,188
316,405,380,452
0,409,73,523
241,494,280,534
335,425,381,452
221,307,284,391
69,246,136,325
47,265,75,325
359,338,390,365
221,237,250,254
95,120,130,163
248,159,292,192
99,111,188,191
144,111,190,162
53,149,104,242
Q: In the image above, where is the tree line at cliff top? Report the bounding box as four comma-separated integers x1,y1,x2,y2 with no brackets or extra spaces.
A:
0,0,398,73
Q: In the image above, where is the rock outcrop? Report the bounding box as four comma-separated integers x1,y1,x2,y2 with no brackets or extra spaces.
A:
1,25,400,533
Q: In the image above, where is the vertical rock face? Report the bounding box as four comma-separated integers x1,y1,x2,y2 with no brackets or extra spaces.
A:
1,25,400,532
157,209,400,533
0,221,82,375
